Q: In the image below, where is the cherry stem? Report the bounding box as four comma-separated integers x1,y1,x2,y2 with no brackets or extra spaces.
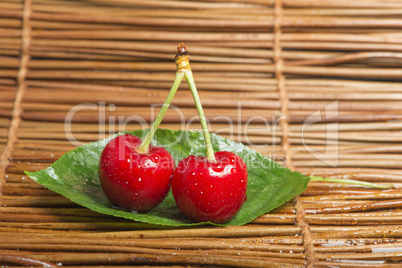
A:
176,43,215,162
137,68,184,154
310,176,394,190
184,70,216,162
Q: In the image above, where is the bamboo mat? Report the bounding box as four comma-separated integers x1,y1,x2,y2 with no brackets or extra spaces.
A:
1,0,402,267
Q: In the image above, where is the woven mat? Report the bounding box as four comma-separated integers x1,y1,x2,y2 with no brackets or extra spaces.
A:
1,0,402,267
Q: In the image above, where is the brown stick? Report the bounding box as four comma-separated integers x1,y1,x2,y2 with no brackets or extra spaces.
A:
0,254,57,267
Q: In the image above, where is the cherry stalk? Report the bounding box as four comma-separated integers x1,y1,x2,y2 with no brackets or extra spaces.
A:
137,47,187,154
179,44,216,162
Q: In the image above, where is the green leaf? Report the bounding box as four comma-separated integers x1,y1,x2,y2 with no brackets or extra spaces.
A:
26,129,310,227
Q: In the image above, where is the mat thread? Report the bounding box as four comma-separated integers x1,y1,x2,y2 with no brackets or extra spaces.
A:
0,0,32,199
274,1,315,267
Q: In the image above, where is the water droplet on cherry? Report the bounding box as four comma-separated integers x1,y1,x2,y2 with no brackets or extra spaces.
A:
212,165,224,172
151,155,159,163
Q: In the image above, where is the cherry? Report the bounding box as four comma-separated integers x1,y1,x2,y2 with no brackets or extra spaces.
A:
98,45,189,212
171,151,247,223
98,134,175,212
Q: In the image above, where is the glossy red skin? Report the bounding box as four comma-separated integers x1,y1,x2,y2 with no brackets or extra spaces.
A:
171,151,248,223
98,134,175,212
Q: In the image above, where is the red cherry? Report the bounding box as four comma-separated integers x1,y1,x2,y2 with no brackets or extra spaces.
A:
98,134,175,212
171,151,248,223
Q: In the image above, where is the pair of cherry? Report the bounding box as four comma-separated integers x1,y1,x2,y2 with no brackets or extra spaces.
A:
98,44,248,224
99,134,247,223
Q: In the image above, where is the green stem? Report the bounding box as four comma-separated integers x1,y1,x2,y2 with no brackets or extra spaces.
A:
137,71,184,153
310,176,393,190
184,70,216,162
